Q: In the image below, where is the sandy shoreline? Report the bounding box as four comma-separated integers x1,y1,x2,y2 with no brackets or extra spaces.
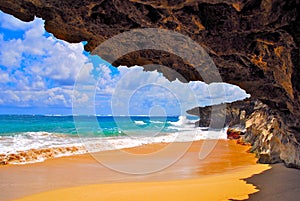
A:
13,165,269,201
1,140,270,201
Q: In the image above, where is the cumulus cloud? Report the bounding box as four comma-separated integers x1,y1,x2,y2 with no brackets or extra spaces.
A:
0,87,74,107
77,64,249,115
0,11,38,31
0,17,89,85
0,36,23,68
0,70,9,83
0,12,94,110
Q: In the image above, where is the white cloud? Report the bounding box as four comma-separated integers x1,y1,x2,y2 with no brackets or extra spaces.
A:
85,65,250,115
0,18,90,85
0,37,23,68
0,87,75,107
0,70,9,83
0,11,39,31
0,13,95,109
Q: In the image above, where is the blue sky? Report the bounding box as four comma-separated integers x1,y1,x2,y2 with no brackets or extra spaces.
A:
0,11,249,115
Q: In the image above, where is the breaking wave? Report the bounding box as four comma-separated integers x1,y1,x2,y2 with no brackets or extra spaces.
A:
0,116,227,165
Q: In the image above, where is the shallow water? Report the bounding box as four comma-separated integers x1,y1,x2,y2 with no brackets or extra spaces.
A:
0,115,227,164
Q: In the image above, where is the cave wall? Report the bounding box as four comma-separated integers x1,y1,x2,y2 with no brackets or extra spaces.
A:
244,101,300,168
187,99,300,168
0,0,299,149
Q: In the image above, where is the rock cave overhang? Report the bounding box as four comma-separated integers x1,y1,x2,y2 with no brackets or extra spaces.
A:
0,0,299,138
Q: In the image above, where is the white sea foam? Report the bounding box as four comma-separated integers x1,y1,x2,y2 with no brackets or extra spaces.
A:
169,116,197,127
0,117,227,165
0,132,82,153
134,120,147,125
149,120,164,124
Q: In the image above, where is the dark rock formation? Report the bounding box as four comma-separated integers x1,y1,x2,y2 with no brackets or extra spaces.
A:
0,1,300,165
244,101,300,168
227,128,244,139
188,99,300,168
186,98,255,128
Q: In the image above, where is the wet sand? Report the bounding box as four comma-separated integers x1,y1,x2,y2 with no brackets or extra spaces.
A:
0,140,270,201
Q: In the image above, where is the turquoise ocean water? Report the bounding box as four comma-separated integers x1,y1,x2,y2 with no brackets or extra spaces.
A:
0,115,226,164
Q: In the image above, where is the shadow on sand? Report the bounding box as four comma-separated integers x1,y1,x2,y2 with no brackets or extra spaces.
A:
235,163,300,201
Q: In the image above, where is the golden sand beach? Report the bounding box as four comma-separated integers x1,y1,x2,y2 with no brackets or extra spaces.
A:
0,140,270,201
